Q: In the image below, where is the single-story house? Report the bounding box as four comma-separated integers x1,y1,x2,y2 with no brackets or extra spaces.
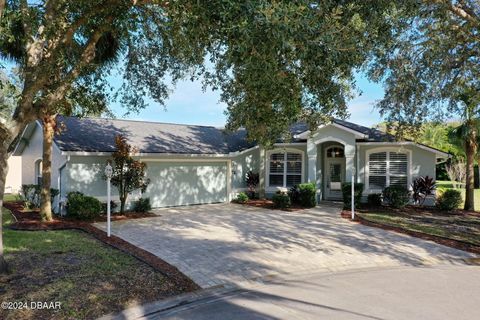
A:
12,116,449,212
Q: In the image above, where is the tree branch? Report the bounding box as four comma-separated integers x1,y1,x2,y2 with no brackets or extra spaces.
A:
428,0,480,25
0,0,5,26
47,19,113,104
61,0,119,47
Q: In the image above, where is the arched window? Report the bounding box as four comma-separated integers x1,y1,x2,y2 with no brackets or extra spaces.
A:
35,159,43,185
268,151,303,188
326,146,344,158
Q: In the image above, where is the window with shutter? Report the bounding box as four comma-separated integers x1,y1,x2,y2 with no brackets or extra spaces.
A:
368,151,408,190
268,151,303,188
389,152,408,187
368,152,387,189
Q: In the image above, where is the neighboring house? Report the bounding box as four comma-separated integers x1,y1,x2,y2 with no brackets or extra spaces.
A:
13,116,449,211
5,156,22,194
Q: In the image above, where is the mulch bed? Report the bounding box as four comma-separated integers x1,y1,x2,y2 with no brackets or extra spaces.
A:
3,201,200,292
241,198,305,211
353,204,480,218
340,207,480,255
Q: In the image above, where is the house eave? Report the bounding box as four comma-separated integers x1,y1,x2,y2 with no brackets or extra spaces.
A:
356,141,450,158
60,150,238,159
294,123,368,140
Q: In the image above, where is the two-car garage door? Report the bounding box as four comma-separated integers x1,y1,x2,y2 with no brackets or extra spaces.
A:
143,161,228,207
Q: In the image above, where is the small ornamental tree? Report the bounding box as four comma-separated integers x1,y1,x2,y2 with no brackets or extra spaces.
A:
245,171,259,199
107,135,150,214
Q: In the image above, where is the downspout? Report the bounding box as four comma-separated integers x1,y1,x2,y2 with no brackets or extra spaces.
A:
356,144,360,184
57,155,70,215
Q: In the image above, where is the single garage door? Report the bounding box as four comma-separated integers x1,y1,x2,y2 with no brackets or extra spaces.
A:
143,161,228,207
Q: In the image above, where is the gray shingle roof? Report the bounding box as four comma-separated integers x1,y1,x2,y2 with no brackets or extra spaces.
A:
54,116,255,154
53,116,436,155
332,119,396,142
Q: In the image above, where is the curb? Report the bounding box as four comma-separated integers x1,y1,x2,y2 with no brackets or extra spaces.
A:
98,261,480,319
98,285,241,320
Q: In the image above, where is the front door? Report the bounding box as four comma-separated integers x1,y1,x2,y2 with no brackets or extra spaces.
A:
325,159,345,200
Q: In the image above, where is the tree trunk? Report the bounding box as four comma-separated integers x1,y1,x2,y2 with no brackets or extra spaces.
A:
120,195,126,214
464,133,476,211
40,115,55,221
0,145,10,273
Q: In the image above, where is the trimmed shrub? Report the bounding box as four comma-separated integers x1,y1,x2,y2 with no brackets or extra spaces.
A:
272,191,291,209
288,185,301,205
289,183,317,208
101,200,118,214
21,184,41,209
436,189,462,211
50,188,60,204
66,191,102,220
367,193,382,207
21,185,59,210
383,186,410,208
236,192,249,204
245,171,260,199
298,183,316,207
341,183,364,209
133,198,152,212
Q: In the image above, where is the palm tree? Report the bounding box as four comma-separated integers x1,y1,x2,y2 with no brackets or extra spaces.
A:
449,91,480,211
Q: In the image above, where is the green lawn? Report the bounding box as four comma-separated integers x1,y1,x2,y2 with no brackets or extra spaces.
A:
436,180,480,211
2,194,19,203
358,210,480,246
0,208,180,320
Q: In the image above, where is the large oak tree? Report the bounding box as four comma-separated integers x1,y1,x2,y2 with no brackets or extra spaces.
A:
0,0,200,273
0,0,400,273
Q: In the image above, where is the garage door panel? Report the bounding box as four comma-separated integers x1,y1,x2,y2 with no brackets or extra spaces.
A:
144,162,227,207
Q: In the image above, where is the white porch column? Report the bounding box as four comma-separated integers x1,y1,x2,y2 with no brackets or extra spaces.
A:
226,160,232,202
259,147,266,198
344,145,356,183
307,139,317,184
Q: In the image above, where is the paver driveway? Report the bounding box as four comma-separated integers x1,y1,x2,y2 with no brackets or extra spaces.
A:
95,203,476,288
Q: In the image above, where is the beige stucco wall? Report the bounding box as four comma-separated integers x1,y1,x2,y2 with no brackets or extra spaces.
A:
19,122,66,198
231,148,260,194
5,156,22,194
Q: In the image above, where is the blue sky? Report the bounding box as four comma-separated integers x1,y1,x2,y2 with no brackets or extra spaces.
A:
110,72,385,128
3,58,384,127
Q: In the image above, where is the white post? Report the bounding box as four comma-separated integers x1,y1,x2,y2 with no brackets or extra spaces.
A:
107,177,111,237
351,167,356,220
105,163,113,237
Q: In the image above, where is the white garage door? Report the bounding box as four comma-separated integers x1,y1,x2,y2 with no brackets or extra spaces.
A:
143,161,228,207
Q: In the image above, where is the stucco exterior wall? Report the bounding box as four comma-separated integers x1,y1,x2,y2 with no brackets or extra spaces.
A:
230,148,260,195
5,156,22,194
19,123,66,196
63,155,113,199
